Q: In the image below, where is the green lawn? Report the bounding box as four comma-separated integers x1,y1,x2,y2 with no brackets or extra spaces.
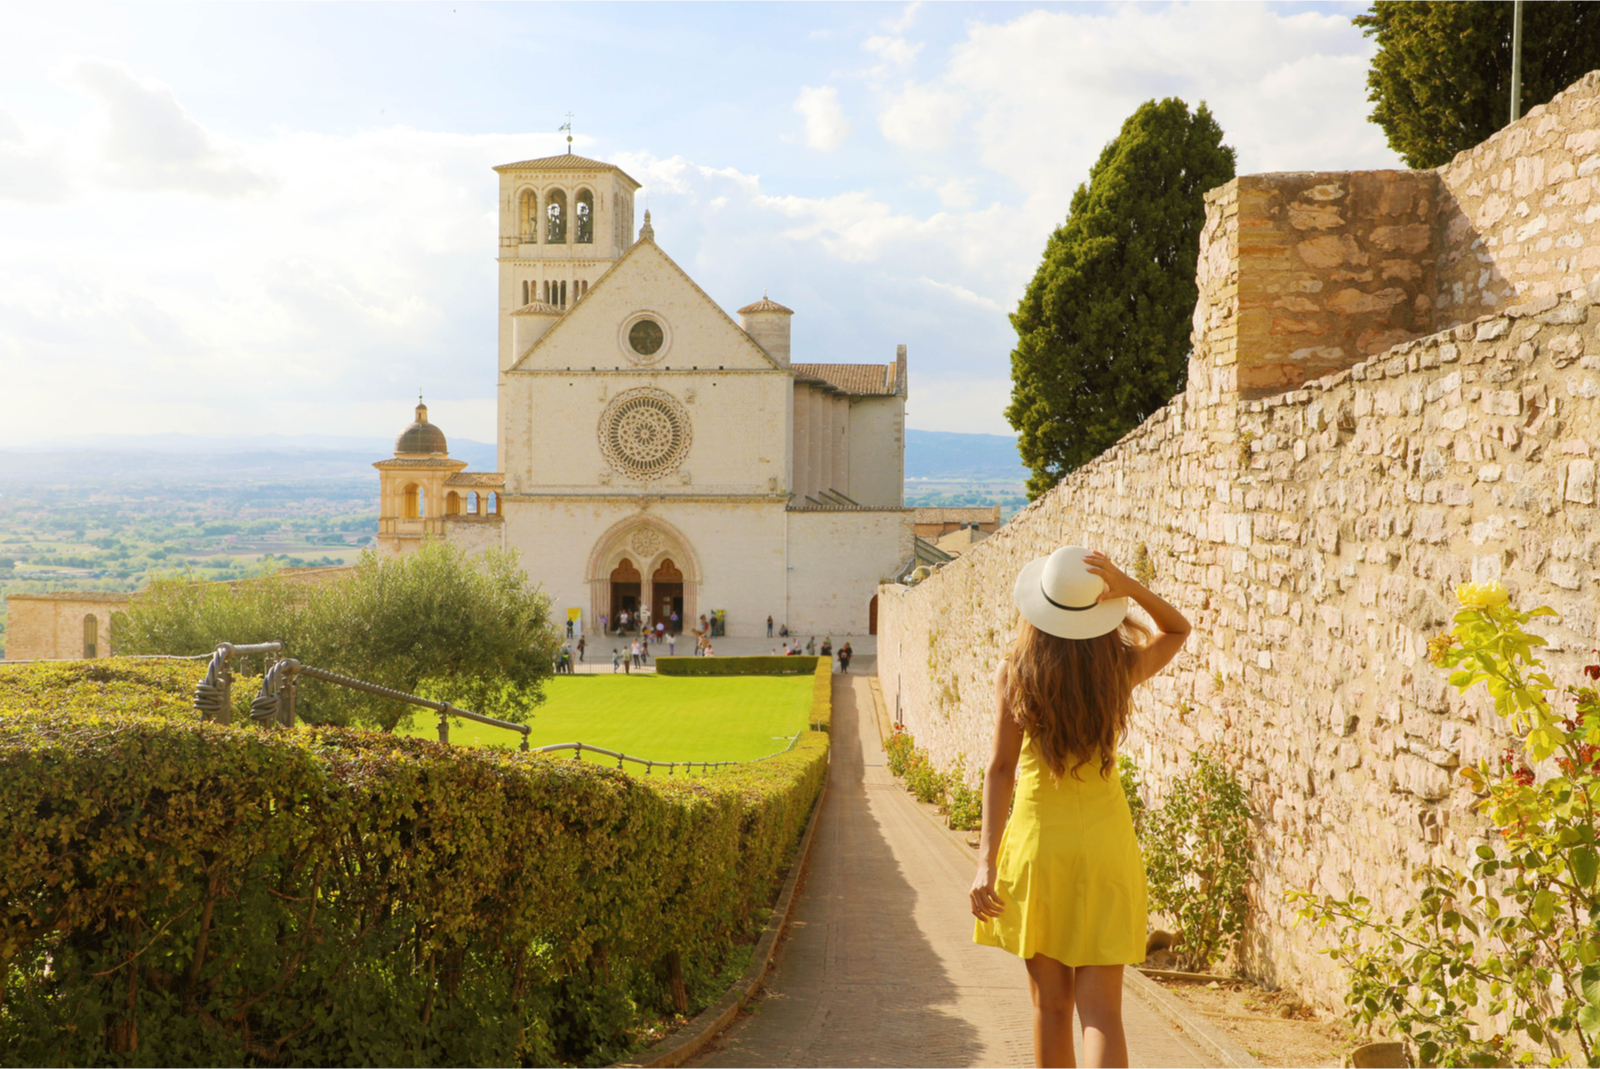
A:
399,674,814,770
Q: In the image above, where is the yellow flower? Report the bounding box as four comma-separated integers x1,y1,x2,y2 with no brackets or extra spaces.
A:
1426,632,1456,666
1456,581,1509,610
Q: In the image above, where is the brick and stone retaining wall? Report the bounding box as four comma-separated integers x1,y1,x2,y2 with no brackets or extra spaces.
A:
877,71,1600,1008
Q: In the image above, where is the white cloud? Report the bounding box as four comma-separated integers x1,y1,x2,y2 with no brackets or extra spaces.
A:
68,59,275,196
0,108,70,202
864,35,924,71
792,85,852,151
878,80,969,149
883,2,923,34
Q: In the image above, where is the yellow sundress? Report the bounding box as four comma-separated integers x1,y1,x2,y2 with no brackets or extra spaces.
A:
973,735,1148,965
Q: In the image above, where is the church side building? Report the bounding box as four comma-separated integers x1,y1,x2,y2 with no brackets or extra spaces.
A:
374,152,912,637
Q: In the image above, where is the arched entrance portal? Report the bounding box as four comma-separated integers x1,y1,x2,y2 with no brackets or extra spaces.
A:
653,559,684,632
868,594,878,636
586,518,701,636
610,558,642,628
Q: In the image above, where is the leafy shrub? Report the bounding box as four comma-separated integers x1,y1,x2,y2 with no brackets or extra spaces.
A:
117,541,561,731
655,656,821,677
1118,753,1146,836
883,727,981,830
1294,583,1600,1068
903,747,945,805
944,756,983,832
0,666,829,1066
885,726,917,777
1141,749,1251,972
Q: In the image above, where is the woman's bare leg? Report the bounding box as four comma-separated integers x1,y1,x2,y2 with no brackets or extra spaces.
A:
1025,953,1076,1067
1073,965,1128,1068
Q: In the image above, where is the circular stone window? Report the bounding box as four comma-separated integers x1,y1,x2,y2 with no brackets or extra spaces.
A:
598,388,692,480
628,318,664,357
617,310,672,365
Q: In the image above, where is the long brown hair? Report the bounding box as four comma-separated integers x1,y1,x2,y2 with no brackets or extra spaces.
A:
1005,616,1150,781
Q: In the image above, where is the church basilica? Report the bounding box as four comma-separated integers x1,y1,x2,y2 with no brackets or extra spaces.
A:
374,151,912,637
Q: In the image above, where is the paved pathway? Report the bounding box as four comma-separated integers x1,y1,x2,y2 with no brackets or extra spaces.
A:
694,675,1215,1068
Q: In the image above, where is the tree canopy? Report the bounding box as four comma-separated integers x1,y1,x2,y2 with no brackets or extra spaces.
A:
1356,1,1600,169
1006,98,1235,499
118,541,560,731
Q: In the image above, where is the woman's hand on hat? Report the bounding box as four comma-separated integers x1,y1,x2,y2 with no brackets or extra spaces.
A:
1083,551,1138,602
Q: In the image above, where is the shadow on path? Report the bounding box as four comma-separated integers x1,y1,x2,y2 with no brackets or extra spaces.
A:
695,676,1027,1068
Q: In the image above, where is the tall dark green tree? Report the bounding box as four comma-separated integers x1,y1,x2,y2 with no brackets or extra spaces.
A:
1006,99,1234,499
1356,1,1600,169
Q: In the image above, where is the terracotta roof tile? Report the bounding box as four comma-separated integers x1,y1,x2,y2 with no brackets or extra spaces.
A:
738,296,794,315
792,363,897,396
492,154,641,189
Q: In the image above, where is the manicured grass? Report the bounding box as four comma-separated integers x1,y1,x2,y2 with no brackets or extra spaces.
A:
398,674,814,768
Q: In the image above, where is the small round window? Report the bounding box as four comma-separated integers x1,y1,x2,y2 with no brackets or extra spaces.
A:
628,319,664,357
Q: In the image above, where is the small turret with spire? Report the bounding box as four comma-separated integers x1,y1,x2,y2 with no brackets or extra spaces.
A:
639,209,655,243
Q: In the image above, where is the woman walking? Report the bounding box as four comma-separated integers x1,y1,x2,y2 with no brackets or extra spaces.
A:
971,547,1189,1068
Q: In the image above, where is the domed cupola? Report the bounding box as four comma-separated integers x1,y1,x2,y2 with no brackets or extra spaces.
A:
395,399,448,456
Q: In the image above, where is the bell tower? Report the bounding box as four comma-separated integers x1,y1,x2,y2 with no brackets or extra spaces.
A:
492,150,642,464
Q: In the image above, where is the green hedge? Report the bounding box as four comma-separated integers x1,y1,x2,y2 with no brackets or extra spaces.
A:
655,655,821,677
0,660,828,1066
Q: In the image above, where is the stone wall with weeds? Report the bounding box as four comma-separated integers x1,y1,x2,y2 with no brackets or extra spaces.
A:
878,269,1600,1008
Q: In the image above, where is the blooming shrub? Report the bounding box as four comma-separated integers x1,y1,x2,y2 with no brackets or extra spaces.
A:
1294,582,1600,1068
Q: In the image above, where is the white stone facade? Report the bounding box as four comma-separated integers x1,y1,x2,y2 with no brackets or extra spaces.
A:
374,152,912,637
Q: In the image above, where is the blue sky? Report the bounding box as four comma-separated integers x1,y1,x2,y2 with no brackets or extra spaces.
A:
0,1,1400,444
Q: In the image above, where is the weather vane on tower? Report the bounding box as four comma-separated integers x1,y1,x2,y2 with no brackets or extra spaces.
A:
561,113,574,155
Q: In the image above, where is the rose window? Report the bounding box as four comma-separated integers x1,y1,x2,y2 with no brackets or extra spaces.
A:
599,388,692,480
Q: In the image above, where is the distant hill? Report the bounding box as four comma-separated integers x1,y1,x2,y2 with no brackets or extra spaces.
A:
0,430,1020,488
0,434,497,486
904,430,1026,483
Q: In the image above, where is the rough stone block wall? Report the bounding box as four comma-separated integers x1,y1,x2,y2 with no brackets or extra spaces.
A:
1219,170,1439,397
1436,71,1600,321
878,283,1600,1008
1190,71,1600,409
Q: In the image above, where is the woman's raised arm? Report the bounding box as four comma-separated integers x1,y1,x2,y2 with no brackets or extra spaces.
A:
1083,550,1191,687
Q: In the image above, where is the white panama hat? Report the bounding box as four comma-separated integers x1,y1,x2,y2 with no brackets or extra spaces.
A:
1013,546,1129,640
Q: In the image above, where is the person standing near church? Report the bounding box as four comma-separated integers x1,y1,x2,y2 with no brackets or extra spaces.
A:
766,615,774,638
671,609,680,634
612,648,621,673
971,547,1189,1069
839,642,852,673
668,631,676,656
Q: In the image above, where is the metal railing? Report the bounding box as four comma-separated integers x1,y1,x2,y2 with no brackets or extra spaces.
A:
193,641,531,750
533,731,803,775
189,642,819,765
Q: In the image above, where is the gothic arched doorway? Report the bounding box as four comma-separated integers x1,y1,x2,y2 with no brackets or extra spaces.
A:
869,594,879,636
653,558,684,632
586,518,701,636
610,558,641,629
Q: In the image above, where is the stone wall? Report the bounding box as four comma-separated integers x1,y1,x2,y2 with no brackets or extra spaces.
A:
879,285,1600,1006
1436,72,1600,323
3,566,357,662
1193,71,1600,405
4,592,131,661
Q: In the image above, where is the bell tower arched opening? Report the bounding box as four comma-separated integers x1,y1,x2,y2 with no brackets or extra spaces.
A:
546,188,568,244
518,188,538,243
575,188,594,244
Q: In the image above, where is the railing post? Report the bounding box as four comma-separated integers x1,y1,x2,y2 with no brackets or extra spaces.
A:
519,727,529,752
438,707,451,746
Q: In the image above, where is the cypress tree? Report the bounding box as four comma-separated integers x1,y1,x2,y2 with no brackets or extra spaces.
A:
1355,1,1600,170
1006,98,1234,499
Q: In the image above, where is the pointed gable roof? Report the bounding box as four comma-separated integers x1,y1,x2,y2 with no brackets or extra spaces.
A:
508,237,784,372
